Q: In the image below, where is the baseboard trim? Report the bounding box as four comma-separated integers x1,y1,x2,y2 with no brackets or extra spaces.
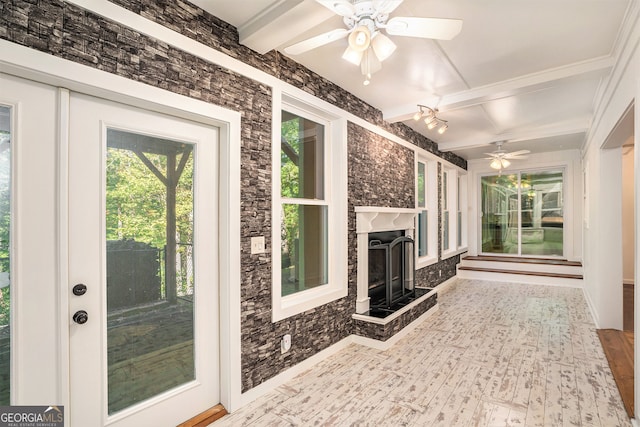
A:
238,336,353,409
435,276,459,294
582,286,601,329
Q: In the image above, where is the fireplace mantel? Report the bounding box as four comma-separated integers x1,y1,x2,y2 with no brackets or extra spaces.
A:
354,207,418,234
354,206,418,314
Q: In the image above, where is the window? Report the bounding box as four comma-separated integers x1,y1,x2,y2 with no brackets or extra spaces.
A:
443,170,451,251
416,157,437,268
442,166,467,258
457,174,467,249
417,161,427,256
280,112,328,296
272,97,347,321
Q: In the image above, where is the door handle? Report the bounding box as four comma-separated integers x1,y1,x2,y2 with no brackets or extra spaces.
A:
72,283,87,296
73,310,88,325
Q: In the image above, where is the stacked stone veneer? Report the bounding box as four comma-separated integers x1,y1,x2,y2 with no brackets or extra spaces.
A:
353,294,438,341
1,0,465,393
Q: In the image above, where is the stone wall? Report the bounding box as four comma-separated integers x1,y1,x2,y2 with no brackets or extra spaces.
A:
0,0,466,393
353,294,438,342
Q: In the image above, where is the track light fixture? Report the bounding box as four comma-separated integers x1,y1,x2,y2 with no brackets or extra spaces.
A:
413,105,449,134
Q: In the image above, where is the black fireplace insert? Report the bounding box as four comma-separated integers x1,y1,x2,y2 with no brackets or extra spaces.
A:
368,230,415,312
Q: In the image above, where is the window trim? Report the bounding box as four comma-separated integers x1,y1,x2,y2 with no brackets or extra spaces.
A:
457,173,468,250
271,94,347,322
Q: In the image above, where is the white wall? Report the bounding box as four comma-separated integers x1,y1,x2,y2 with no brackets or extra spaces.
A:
466,149,582,261
580,1,639,330
622,143,635,285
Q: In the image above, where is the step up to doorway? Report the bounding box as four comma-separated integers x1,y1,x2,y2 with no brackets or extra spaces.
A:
457,255,583,286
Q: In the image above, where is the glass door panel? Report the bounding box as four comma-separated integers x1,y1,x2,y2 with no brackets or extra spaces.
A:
481,170,564,257
106,130,195,414
520,170,564,256
481,174,518,254
0,105,11,405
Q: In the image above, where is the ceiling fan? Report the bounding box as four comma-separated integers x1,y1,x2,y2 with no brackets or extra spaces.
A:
484,141,530,170
284,0,463,85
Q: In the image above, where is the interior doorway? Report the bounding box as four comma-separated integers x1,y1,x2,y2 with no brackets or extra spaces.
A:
597,102,635,418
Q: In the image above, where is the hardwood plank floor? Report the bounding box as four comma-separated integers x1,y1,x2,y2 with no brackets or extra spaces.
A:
213,279,631,426
598,329,634,418
624,283,634,332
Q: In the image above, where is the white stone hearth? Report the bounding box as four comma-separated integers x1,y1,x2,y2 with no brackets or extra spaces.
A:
355,207,417,314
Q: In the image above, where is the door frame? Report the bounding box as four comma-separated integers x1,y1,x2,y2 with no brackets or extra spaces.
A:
0,41,242,415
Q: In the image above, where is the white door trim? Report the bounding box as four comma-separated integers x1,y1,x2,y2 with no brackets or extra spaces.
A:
0,41,242,414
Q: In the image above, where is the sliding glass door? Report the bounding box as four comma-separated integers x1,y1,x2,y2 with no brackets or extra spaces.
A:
481,169,564,257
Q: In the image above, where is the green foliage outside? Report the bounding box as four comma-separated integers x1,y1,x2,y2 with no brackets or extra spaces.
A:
0,132,10,328
106,148,194,249
106,147,194,297
281,118,300,271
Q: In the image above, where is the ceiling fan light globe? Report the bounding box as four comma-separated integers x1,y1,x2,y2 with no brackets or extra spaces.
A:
342,46,363,65
371,32,396,61
501,159,511,168
348,26,371,52
490,159,502,170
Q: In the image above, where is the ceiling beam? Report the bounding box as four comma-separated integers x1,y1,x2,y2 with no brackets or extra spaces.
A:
382,56,615,123
238,0,334,54
437,117,591,152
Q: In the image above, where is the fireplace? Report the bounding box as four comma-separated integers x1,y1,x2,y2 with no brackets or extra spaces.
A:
368,230,415,312
354,207,417,314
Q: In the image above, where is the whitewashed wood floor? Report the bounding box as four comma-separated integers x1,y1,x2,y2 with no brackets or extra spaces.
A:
215,279,631,426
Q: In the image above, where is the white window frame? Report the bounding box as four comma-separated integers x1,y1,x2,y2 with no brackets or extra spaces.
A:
415,156,438,268
457,173,468,250
442,166,467,259
271,94,347,322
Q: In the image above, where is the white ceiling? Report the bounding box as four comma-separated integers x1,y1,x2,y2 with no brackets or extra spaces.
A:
188,0,632,161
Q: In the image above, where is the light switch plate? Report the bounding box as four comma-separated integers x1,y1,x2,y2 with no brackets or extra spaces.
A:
250,236,266,254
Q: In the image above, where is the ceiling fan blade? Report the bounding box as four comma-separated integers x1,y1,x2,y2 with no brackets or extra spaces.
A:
386,17,463,40
315,0,356,17
284,29,349,55
483,153,500,158
373,0,404,15
504,155,529,160
504,150,531,157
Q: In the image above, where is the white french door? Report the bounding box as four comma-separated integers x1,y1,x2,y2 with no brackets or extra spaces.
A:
68,93,219,426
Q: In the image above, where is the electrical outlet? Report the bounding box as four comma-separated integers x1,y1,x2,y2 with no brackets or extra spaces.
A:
281,334,291,354
251,236,265,254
